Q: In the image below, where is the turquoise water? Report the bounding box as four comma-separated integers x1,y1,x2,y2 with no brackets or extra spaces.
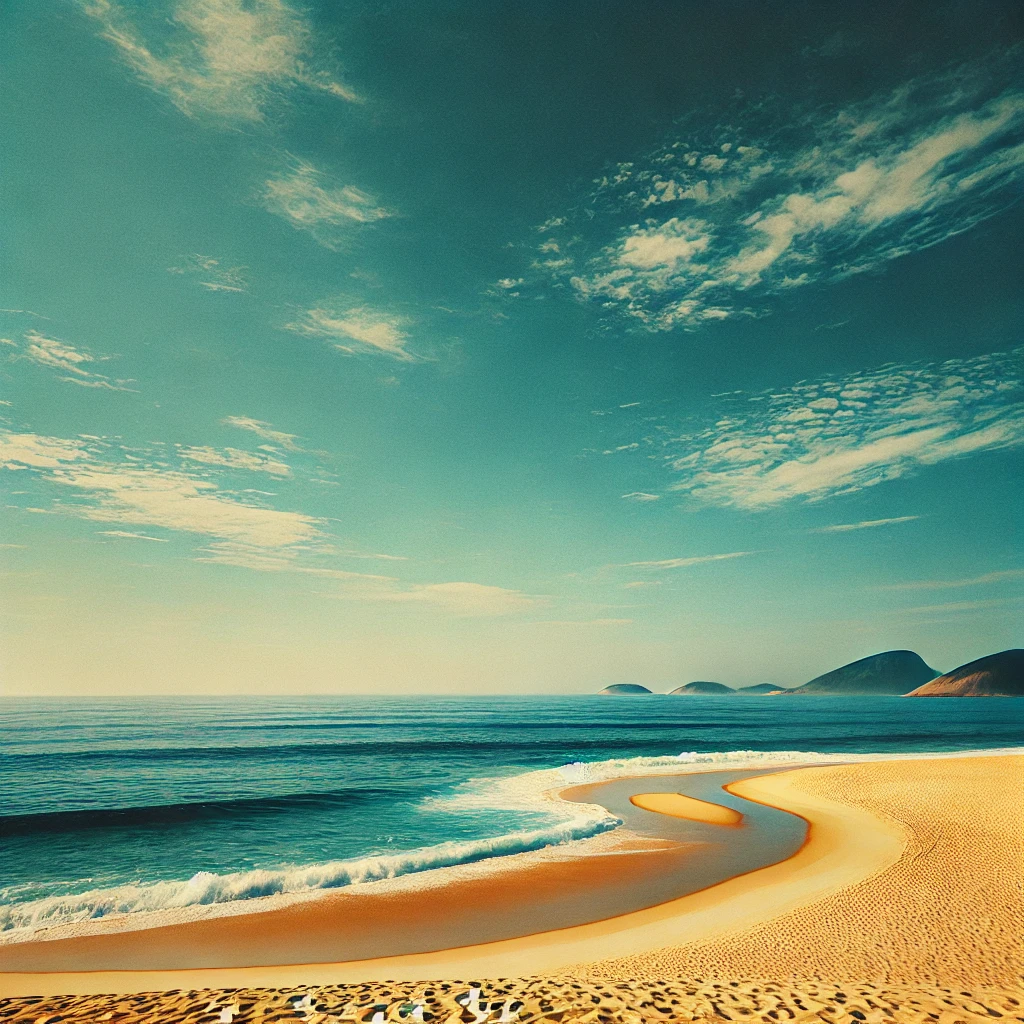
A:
1,694,1021,935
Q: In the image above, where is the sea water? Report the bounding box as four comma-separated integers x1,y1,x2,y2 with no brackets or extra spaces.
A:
2,694,1022,936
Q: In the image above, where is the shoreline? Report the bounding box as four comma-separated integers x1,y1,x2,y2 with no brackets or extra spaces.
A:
0,750,1020,1000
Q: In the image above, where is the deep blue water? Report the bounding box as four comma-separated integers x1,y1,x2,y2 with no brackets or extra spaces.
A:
1,694,1021,934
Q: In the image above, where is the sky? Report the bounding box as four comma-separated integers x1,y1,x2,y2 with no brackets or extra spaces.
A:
1,0,1022,695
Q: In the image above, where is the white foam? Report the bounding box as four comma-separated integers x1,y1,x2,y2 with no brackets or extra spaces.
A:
4,746,1019,939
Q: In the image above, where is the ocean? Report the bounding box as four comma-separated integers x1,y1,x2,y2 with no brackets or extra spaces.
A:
2,694,1022,938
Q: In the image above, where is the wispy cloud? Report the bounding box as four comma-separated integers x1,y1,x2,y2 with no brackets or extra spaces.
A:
530,617,633,627
14,331,135,391
80,0,356,122
622,551,752,571
177,445,291,476
98,530,170,542
378,581,542,617
883,568,1024,591
261,160,391,246
169,254,247,293
222,415,302,451
1,429,320,565
815,516,919,533
531,66,1024,329
621,491,660,502
287,303,415,361
666,348,1024,508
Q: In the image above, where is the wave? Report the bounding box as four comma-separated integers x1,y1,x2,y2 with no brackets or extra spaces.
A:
3,746,1020,937
0,788,411,837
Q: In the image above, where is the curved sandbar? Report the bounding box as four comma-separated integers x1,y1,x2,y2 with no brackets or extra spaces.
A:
1,753,1019,996
629,791,743,826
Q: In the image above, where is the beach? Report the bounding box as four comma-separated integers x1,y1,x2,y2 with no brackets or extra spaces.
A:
1,751,1021,1022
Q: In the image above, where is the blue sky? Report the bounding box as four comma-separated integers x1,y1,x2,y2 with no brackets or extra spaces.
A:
1,0,1022,694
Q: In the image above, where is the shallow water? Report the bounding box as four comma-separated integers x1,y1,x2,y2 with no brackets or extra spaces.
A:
1,694,1021,935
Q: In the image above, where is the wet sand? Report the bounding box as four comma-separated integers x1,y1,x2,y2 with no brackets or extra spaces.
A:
0,769,802,972
0,753,1021,1023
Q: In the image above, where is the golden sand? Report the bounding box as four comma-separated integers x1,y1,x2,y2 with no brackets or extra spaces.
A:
628,791,743,826
1,753,1021,1023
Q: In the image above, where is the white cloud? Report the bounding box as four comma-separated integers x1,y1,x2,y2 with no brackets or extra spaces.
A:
287,303,414,361
379,581,541,617
261,160,390,245
815,516,919,533
169,254,246,293
622,491,660,501
98,530,170,542
55,465,321,550
222,415,301,451
623,551,752,571
883,568,1024,591
667,348,1024,508
538,71,1024,329
1,429,322,566
15,331,135,391
178,445,290,476
0,432,92,470
80,0,356,122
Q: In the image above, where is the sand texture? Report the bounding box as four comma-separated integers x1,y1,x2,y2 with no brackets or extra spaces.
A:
1,977,1022,1023
1,754,1021,1021
584,754,1024,987
628,792,743,826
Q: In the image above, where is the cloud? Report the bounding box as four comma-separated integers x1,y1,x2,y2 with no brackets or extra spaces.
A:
261,160,391,246
178,445,290,476
531,618,633,627
621,491,660,501
883,568,1024,591
1,429,322,568
80,0,356,122
14,331,135,391
534,67,1024,329
379,581,541,617
0,432,92,470
287,303,414,360
666,347,1024,508
169,254,247,293
98,530,170,542
622,551,752,571
221,416,301,451
815,516,919,533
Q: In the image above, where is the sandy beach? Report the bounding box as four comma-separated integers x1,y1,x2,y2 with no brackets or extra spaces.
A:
1,752,1021,1023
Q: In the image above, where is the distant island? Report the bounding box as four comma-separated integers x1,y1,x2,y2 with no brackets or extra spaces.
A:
668,681,735,695
782,650,938,695
592,648,1019,696
905,649,1024,697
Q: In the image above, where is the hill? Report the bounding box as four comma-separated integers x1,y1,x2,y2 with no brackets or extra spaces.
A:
735,683,785,694
597,683,652,695
904,649,1024,697
668,681,735,695
785,650,938,695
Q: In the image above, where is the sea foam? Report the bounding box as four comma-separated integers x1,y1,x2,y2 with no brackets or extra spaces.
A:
3,746,1020,936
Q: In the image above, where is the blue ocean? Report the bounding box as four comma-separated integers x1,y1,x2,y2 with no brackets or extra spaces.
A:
2,695,1022,937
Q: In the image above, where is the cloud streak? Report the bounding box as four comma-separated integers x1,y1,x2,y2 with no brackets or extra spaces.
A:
665,347,1024,508
622,551,752,571
80,0,356,122
261,160,391,246
14,331,135,391
287,303,415,361
815,516,919,533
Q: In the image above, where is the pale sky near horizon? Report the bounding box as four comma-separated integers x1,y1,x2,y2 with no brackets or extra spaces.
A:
1,0,1022,695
